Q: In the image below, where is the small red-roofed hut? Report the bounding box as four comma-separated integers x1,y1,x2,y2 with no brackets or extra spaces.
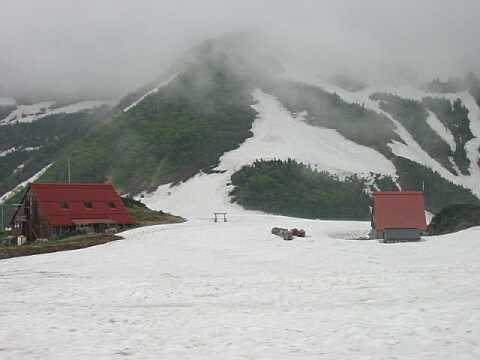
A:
10,183,134,241
371,191,427,242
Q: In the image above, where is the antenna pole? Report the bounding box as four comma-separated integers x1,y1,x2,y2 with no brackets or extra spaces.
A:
68,157,71,184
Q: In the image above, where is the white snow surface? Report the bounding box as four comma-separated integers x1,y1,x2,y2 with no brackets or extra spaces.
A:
123,73,180,112
143,90,396,217
1,216,479,359
0,100,111,126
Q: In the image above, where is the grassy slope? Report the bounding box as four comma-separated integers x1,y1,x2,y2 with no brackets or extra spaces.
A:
122,197,185,226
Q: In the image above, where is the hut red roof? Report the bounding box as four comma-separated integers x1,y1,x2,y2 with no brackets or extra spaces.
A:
30,183,134,226
372,191,427,231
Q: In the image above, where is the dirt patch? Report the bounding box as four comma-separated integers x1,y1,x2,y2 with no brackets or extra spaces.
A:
0,234,122,260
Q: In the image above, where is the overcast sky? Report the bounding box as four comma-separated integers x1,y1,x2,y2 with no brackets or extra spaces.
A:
1,0,479,100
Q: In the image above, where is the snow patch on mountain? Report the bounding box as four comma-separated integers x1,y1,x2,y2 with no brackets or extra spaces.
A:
143,89,396,216
0,164,52,204
0,147,17,157
123,73,180,112
0,101,55,125
0,146,42,158
425,110,456,151
23,146,41,152
0,100,111,126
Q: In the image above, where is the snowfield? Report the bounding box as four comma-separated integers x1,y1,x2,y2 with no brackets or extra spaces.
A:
1,216,479,359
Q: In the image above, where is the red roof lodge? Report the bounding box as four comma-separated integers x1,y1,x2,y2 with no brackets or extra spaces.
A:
371,191,427,242
10,183,134,241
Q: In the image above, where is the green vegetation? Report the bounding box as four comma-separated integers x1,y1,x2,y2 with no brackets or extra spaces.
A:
369,173,399,191
423,97,473,174
41,57,256,194
371,93,456,174
427,203,480,235
393,156,480,213
268,82,400,156
122,197,185,226
230,159,371,220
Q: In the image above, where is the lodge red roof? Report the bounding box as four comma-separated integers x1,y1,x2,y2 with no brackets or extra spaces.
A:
30,183,134,226
372,191,427,231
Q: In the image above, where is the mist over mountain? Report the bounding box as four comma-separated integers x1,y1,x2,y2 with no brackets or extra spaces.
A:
1,0,480,100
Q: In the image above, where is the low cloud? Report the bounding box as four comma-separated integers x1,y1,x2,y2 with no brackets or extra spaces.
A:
1,0,479,100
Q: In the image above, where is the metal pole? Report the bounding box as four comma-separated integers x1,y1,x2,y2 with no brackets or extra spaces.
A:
68,157,71,184
1,204,4,231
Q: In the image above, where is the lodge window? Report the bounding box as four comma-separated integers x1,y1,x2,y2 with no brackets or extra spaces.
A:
107,202,116,209
84,202,93,209
60,202,69,209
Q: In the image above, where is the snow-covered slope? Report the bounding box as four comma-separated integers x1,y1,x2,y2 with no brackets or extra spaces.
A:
1,215,479,359
142,89,397,216
0,99,112,126
305,80,480,197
